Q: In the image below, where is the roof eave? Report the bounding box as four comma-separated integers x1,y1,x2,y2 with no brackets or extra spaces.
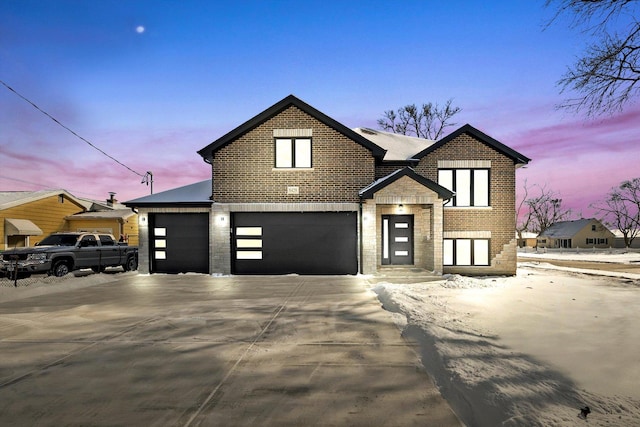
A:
413,124,531,165
359,167,454,200
197,95,387,161
123,201,213,208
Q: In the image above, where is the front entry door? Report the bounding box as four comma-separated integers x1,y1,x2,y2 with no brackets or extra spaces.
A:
382,215,414,265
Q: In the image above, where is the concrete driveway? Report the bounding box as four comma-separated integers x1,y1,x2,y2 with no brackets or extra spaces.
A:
0,274,460,426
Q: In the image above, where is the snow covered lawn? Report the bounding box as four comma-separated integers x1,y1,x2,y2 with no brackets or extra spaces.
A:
372,258,640,426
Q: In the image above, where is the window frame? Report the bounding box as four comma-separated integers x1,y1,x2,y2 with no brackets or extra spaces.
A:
274,137,312,169
443,238,490,266
438,168,490,207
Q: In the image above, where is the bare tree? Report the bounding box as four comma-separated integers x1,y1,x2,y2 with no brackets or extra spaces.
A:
524,184,572,234
377,99,461,140
591,177,640,247
546,0,640,115
516,180,534,244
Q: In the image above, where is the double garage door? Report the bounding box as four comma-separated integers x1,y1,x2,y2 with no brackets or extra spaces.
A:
232,212,358,275
150,212,358,275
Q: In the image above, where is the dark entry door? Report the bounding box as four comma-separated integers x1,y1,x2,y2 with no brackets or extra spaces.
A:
382,215,414,265
150,213,209,274
232,212,357,275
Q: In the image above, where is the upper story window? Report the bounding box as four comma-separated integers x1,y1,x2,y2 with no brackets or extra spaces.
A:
275,138,312,168
438,168,490,207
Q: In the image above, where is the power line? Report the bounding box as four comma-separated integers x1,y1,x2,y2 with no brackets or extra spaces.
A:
0,174,115,199
1,79,147,179
0,174,51,188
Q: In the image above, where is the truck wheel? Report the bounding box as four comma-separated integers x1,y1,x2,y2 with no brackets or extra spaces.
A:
51,260,70,277
124,256,138,271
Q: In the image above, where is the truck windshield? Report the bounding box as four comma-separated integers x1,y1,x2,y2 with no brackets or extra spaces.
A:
37,235,79,246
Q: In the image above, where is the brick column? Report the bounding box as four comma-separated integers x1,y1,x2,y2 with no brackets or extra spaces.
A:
211,205,231,275
432,202,444,274
360,201,377,274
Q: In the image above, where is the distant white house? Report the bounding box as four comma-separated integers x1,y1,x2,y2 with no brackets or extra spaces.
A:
537,218,615,249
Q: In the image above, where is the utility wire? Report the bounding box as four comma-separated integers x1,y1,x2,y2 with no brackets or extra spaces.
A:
0,174,105,199
1,79,146,179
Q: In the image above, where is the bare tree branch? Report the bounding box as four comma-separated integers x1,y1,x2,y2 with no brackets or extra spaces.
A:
591,177,640,247
547,0,640,115
377,99,461,140
523,184,572,234
516,179,534,243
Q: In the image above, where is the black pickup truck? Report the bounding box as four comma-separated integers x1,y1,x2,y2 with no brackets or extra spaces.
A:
0,232,138,278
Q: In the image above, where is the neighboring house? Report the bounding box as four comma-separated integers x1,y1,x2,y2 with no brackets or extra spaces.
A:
0,190,87,250
537,218,616,249
611,229,640,249
517,231,538,248
67,193,139,245
66,210,139,246
1,190,139,251
125,95,530,276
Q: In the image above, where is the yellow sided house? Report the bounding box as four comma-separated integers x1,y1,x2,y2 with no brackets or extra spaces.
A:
1,190,139,251
0,190,86,250
65,209,139,246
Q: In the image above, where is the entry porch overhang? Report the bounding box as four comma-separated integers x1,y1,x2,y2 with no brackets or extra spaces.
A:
359,168,451,275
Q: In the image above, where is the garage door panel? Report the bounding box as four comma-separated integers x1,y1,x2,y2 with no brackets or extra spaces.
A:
233,212,357,275
151,213,209,274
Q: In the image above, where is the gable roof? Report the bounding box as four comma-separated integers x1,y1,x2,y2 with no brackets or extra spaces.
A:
0,190,87,211
540,218,610,238
352,127,435,161
197,95,387,162
359,167,454,200
65,209,137,221
124,179,213,207
413,124,531,165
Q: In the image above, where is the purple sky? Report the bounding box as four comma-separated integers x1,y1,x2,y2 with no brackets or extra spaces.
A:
1,1,638,217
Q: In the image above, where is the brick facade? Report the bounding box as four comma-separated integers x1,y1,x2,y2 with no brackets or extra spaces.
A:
360,175,446,275
212,106,376,203
130,96,528,277
414,133,518,275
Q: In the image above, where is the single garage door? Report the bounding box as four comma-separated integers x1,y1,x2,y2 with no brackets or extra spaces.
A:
232,212,357,275
150,213,209,274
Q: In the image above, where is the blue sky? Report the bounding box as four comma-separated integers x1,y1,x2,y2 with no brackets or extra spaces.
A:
1,0,638,217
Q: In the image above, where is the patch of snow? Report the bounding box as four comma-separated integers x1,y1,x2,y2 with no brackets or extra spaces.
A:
519,248,640,264
0,270,137,303
371,267,640,426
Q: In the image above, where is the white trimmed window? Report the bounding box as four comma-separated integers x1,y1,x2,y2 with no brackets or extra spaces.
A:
438,169,490,207
275,138,312,168
443,238,490,266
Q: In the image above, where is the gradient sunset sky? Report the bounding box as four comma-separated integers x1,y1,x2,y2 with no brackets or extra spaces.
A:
1,1,638,217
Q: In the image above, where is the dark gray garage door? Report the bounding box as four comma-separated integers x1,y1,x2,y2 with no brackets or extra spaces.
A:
150,213,209,274
232,212,357,275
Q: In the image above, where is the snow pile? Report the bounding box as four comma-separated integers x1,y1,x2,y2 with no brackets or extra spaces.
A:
372,268,640,426
441,274,508,289
519,249,640,264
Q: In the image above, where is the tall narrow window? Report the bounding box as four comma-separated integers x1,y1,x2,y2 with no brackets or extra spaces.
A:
473,169,489,206
275,138,312,168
